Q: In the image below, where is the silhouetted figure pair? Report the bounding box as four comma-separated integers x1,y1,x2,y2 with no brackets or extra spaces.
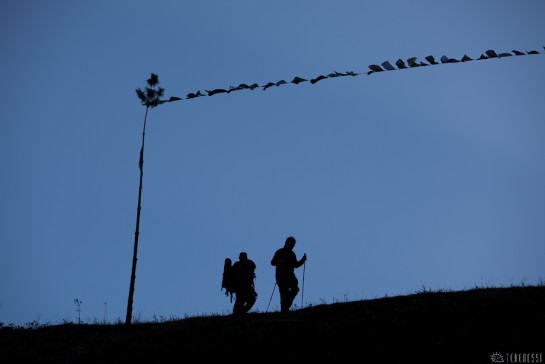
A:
232,252,257,315
271,236,307,312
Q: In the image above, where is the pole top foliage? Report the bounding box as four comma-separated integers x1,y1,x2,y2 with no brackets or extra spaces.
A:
135,73,165,108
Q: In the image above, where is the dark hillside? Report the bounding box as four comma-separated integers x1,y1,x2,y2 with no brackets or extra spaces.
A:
1,286,543,363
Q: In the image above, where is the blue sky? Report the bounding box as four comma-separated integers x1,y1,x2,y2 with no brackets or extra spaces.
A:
1,1,544,325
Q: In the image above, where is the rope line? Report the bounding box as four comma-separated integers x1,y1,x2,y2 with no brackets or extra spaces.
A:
154,47,544,105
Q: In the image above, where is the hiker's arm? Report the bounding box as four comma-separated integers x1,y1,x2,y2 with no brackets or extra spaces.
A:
271,251,282,266
295,253,307,268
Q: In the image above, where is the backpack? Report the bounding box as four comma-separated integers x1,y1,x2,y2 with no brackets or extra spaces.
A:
221,258,236,302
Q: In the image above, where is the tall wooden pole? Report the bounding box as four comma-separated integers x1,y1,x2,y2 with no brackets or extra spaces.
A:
126,106,148,325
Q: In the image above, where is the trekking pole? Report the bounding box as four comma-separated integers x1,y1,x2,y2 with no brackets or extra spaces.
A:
301,260,306,308
266,282,277,313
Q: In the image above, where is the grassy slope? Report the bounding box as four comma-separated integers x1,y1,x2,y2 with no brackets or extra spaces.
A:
1,286,544,363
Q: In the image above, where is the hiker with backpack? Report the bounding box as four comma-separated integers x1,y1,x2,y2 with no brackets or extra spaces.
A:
231,252,258,315
271,236,307,312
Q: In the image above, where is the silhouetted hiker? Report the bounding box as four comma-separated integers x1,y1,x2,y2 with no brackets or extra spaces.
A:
271,236,307,312
232,252,257,315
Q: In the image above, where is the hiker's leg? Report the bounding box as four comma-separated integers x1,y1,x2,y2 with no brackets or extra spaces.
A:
286,275,299,309
278,281,290,312
286,286,299,309
233,294,244,315
245,288,257,313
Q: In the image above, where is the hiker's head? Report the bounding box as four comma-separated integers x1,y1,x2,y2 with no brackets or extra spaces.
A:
285,236,296,249
239,252,248,261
